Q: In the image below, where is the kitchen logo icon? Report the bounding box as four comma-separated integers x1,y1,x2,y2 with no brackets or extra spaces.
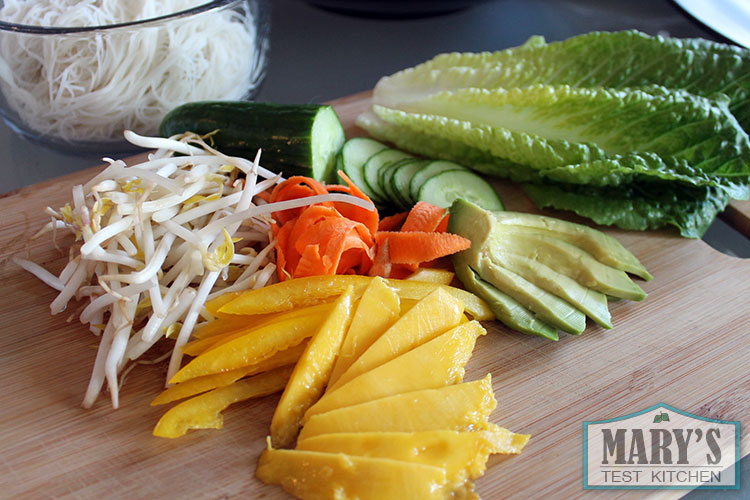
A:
583,403,740,490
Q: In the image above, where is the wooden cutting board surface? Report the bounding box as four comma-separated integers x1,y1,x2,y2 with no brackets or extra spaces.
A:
0,92,748,499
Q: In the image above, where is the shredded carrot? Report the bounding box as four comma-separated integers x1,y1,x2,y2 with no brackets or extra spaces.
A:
268,172,470,282
268,174,377,281
327,172,379,236
374,231,471,265
435,215,450,233
378,211,408,232
400,201,447,233
368,237,392,278
269,176,332,225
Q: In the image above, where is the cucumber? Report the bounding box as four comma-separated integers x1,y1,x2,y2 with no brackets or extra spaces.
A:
362,148,413,202
337,137,388,199
380,158,424,210
379,160,406,207
392,159,428,208
417,169,504,211
409,160,466,202
159,101,346,183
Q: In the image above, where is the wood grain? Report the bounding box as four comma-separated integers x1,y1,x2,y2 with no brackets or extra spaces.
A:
0,92,748,499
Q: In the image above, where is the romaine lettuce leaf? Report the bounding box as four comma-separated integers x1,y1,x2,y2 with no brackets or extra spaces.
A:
358,30,750,238
374,30,750,131
368,84,750,195
522,182,731,239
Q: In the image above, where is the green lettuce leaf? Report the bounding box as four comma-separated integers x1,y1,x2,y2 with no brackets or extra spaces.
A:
368,85,750,195
374,30,750,131
522,182,731,239
358,30,750,238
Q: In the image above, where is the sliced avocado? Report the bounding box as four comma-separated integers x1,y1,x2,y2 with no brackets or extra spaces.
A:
496,253,612,329
448,199,648,337
493,229,647,301
474,257,586,335
453,257,559,340
492,211,652,281
448,198,584,334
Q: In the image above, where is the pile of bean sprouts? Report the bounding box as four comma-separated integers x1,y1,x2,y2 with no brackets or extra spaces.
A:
15,131,375,409
0,0,260,142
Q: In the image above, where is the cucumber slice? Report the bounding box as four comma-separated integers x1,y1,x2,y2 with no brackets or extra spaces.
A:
392,159,428,208
409,160,466,202
417,169,504,211
159,101,346,183
363,148,412,202
337,137,388,200
379,160,405,206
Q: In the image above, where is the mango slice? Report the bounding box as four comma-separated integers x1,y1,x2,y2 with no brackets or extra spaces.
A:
297,375,496,441
183,302,334,356
153,366,292,438
270,286,356,448
328,287,464,391
328,277,400,388
256,442,459,500
203,291,241,317
296,426,529,484
170,314,319,384
192,314,256,340
218,275,493,320
306,320,485,420
151,342,307,406
405,268,455,284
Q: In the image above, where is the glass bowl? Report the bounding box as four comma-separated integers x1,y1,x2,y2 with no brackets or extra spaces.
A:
0,0,270,154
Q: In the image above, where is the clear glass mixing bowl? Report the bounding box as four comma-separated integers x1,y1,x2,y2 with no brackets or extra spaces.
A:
0,0,270,154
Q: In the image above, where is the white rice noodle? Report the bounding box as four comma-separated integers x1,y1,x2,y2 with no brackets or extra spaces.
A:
0,0,259,142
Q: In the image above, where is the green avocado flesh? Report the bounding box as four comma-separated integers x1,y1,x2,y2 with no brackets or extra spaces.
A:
448,199,649,338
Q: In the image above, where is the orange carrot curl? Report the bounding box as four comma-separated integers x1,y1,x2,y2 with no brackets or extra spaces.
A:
268,173,470,281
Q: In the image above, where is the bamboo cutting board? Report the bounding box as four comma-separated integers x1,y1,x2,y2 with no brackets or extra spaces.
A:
0,92,748,500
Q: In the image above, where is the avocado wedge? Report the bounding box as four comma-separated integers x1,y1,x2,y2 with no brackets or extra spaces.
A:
491,211,653,281
448,199,650,338
453,260,559,340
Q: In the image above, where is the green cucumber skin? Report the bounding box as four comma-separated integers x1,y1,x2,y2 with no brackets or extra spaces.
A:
363,149,412,202
338,137,389,198
409,160,467,202
392,159,428,207
159,101,344,183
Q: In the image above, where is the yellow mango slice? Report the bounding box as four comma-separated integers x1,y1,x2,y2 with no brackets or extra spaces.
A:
256,441,459,500
296,427,530,484
306,320,485,420
328,287,464,392
192,314,255,340
328,277,400,387
270,286,356,448
151,342,307,406
153,366,292,438
183,302,333,356
203,291,241,317
393,281,491,321
297,375,496,442
218,275,492,320
405,268,455,285
170,315,319,384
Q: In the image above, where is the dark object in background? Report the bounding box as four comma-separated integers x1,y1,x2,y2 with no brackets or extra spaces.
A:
305,0,491,18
